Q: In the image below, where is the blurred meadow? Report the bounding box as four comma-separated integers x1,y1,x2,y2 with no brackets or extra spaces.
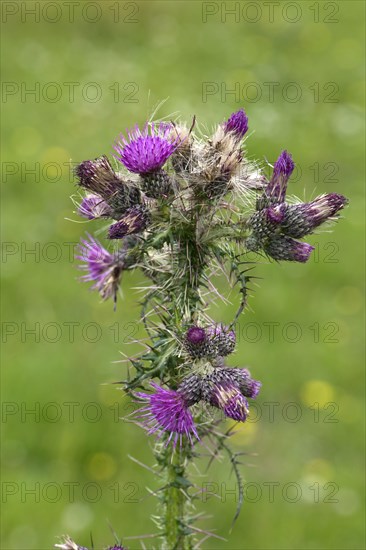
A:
1,1,365,549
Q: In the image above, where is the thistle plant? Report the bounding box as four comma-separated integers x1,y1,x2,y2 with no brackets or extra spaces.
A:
62,108,347,549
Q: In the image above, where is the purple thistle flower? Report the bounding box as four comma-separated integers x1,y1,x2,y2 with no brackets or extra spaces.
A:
135,382,199,447
209,382,249,422
108,206,149,239
265,150,295,204
78,194,112,220
264,235,314,263
114,123,178,174
76,234,125,302
223,108,249,139
281,193,348,238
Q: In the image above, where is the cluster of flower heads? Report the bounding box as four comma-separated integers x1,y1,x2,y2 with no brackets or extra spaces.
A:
74,107,347,304
134,324,261,447
246,150,347,262
75,109,254,235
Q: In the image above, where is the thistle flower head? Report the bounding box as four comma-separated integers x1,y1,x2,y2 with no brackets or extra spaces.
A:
114,123,178,174
265,150,295,204
184,326,212,358
75,155,120,198
75,156,141,218
234,368,262,398
108,206,149,239
243,378,261,399
264,235,314,263
206,324,236,356
184,324,236,358
77,194,112,219
135,382,199,447
76,234,125,302
281,193,348,238
199,367,261,421
210,382,250,421
223,108,249,139
248,209,282,243
177,373,203,406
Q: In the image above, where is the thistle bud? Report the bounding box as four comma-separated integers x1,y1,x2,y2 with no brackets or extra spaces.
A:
200,367,261,421
281,193,348,238
75,155,120,200
232,368,262,398
264,235,314,263
75,156,141,218
177,373,203,406
184,326,213,358
264,150,294,204
108,206,149,239
210,383,250,422
207,324,236,356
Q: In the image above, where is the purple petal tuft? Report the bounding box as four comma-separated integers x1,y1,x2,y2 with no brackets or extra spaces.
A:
210,382,249,422
76,234,124,301
223,108,249,139
265,150,295,203
78,194,112,219
186,326,206,344
114,123,177,174
135,382,199,447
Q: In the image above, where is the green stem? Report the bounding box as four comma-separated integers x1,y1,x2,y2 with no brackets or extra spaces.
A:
158,207,208,548
163,446,192,550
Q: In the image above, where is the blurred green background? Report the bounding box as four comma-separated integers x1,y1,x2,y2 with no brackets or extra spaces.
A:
1,1,365,549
